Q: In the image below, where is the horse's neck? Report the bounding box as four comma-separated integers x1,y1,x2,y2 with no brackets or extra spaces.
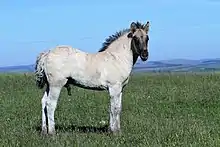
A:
106,33,139,66
106,33,132,62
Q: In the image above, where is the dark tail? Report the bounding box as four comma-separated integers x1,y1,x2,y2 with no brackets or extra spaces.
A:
34,52,48,89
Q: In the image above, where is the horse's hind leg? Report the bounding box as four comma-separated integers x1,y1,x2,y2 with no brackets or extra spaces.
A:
108,84,123,135
41,87,49,135
46,85,62,135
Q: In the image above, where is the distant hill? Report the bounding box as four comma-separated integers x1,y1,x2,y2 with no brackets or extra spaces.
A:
0,64,34,73
1,58,220,73
134,58,220,72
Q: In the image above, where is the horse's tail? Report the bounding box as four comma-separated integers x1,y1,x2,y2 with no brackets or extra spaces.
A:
34,51,48,89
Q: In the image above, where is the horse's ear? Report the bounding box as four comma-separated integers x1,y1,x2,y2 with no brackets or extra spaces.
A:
130,22,137,33
144,21,150,33
127,32,133,38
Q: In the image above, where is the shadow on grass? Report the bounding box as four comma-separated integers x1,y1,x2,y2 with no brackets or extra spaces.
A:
34,108,109,134
35,124,109,134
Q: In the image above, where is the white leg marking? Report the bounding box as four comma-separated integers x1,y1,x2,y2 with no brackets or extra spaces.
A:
108,84,122,133
41,92,48,134
46,86,62,135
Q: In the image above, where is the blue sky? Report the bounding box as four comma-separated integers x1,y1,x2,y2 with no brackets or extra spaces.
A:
0,0,220,66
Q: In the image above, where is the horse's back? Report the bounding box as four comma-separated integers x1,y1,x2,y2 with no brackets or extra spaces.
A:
48,45,82,55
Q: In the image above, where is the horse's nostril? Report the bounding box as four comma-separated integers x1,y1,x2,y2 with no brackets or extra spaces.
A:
142,51,148,57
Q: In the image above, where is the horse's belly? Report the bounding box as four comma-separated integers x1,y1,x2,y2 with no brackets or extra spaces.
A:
68,75,107,91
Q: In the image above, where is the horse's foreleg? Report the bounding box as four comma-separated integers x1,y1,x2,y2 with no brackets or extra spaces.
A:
108,84,122,135
46,86,62,135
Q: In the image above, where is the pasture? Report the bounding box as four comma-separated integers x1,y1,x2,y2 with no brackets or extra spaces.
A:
1,72,220,146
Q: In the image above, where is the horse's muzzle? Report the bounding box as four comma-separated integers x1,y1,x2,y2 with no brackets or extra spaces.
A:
140,51,148,61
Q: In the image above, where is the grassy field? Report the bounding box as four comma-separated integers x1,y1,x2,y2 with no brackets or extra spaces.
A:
1,72,220,146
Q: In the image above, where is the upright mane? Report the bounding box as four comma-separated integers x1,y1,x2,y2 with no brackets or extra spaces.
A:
98,21,145,52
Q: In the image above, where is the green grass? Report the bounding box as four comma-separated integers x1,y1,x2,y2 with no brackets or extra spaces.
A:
1,72,220,146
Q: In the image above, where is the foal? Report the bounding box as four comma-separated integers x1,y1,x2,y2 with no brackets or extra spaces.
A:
35,21,150,135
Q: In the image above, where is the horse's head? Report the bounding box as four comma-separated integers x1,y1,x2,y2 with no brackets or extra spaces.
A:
127,21,150,61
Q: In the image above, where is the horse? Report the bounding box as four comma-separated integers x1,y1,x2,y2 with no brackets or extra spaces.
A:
35,21,150,135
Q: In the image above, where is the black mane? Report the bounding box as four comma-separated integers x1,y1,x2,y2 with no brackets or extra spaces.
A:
98,21,145,52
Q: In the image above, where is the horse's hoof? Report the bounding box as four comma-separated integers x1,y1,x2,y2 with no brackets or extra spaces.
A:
48,130,56,136
108,128,122,136
112,130,122,136
41,129,48,136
